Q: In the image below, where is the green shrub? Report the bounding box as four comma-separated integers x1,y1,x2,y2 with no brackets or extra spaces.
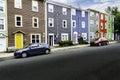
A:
59,40,73,47
78,37,88,44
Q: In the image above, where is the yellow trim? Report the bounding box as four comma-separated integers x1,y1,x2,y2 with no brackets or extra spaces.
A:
13,30,26,34
32,17,39,28
15,15,23,27
30,33,41,43
32,0,38,12
14,0,22,9
15,33,23,49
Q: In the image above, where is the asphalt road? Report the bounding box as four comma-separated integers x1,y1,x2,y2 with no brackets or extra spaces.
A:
0,43,120,80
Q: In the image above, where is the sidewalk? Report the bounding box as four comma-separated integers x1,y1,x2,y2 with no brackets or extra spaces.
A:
0,41,118,58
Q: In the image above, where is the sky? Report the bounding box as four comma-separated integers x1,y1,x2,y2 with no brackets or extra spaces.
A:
50,0,120,13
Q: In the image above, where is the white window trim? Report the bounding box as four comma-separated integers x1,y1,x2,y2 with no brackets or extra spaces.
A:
0,0,5,13
62,20,67,28
48,4,54,13
82,11,85,17
82,33,87,40
32,0,38,12
82,21,85,28
48,18,54,27
62,7,67,15
0,17,5,30
61,33,68,41
14,0,22,9
31,34,41,43
15,15,23,27
71,9,76,15
101,22,103,29
32,17,39,28
72,20,76,28
101,14,104,19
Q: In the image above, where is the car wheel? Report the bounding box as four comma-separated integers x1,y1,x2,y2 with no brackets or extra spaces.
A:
21,52,27,58
45,50,50,54
106,42,109,45
98,43,101,46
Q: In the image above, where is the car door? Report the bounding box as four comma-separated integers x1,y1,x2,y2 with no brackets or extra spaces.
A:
29,44,40,55
38,44,45,54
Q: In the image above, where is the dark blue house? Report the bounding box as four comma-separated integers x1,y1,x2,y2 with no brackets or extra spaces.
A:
71,7,89,44
46,0,71,46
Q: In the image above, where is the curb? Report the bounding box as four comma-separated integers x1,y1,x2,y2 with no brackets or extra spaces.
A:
0,41,118,59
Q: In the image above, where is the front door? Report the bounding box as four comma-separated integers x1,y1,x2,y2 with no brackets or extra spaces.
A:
15,33,23,49
49,35,54,46
73,32,78,44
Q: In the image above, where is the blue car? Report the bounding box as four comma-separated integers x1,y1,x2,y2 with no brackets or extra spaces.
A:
14,43,51,58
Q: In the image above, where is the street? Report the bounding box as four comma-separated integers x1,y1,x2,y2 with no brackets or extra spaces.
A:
0,43,120,80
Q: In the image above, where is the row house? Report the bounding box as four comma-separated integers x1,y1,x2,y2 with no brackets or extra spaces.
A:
106,14,114,40
0,0,115,52
0,0,7,52
7,0,46,49
46,1,71,46
98,13,107,38
71,7,89,44
87,9,99,41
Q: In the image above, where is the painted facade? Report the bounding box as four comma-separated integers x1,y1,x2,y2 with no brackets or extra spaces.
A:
0,0,7,52
98,13,107,38
106,15,114,40
7,0,45,49
71,7,89,44
46,1,71,46
87,9,99,41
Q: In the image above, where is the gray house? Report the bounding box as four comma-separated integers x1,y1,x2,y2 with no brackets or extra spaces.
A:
46,0,71,46
87,9,99,41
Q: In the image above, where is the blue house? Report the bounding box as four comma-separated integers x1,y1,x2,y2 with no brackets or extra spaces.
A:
71,7,89,44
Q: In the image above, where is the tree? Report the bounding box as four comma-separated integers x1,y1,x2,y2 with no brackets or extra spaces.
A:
105,6,120,33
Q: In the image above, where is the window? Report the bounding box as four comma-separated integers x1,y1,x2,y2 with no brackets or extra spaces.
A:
15,15,22,27
14,0,22,9
62,20,67,28
101,22,103,29
0,18,5,30
82,11,85,17
48,4,54,13
48,18,54,27
101,14,104,19
90,20,94,24
62,8,67,15
72,20,76,28
31,34,41,43
0,0,5,12
61,33,68,41
82,33,87,40
82,21,85,28
96,21,98,25
71,9,76,15
33,17,39,28
96,13,98,17
32,0,38,12
90,12,94,16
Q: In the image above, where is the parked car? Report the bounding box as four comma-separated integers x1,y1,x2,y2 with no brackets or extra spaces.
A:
90,37,109,46
14,43,51,58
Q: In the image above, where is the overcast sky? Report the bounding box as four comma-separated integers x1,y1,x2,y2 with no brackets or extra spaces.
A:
50,0,120,13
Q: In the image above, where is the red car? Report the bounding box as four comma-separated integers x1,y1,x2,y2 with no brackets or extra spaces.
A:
90,37,109,46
